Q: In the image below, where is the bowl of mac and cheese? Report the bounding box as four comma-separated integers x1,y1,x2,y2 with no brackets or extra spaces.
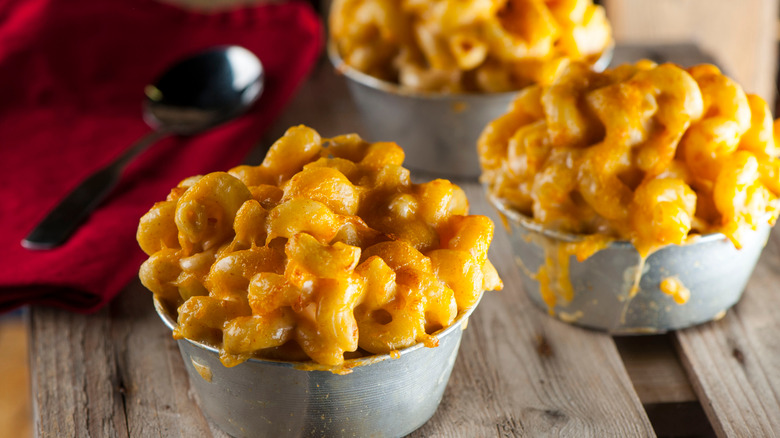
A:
479,61,780,332
138,126,502,436
328,0,613,178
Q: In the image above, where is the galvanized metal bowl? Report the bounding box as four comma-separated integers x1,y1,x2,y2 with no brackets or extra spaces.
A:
153,295,481,438
490,196,773,334
329,42,613,179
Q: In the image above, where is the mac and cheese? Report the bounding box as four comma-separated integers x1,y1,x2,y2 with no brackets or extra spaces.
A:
139,126,503,367
330,0,612,92
479,61,780,257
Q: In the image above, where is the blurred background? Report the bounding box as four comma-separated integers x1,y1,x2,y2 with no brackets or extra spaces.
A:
1,1,777,437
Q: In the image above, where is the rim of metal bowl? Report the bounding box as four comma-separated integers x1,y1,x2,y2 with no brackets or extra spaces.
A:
154,291,482,371
327,40,515,99
487,193,732,248
327,39,614,99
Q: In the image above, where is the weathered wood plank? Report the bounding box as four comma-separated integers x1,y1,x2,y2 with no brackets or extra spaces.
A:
29,281,230,438
675,226,780,437
29,306,128,438
412,186,655,437
110,281,224,438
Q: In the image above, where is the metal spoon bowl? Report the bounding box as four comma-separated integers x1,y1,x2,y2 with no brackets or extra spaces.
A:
22,45,263,250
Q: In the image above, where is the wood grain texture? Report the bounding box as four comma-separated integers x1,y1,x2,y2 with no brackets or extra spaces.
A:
29,281,231,438
30,304,127,438
110,282,228,438
603,0,779,106
674,226,780,438
411,186,655,437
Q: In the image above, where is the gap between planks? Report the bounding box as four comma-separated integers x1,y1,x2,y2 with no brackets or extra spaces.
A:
614,334,697,405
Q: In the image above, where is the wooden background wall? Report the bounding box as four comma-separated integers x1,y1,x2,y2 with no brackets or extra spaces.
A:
604,0,779,107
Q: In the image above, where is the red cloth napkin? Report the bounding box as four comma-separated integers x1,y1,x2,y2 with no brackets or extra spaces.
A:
0,0,323,313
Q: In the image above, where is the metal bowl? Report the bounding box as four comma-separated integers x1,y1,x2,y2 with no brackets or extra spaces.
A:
329,42,613,179
490,196,773,334
328,43,514,179
153,295,481,438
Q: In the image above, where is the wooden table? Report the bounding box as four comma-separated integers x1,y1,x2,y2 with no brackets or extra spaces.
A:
28,46,780,437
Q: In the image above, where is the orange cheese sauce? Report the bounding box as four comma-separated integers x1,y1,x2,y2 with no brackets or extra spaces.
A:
534,234,612,312
659,276,691,305
191,359,213,382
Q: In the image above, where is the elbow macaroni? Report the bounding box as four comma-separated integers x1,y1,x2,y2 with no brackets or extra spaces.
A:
138,126,503,367
479,61,780,257
330,0,612,92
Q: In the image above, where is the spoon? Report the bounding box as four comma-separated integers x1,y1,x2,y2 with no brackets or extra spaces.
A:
22,45,264,250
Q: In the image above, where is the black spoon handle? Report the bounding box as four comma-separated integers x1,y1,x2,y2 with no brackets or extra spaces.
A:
22,130,167,250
